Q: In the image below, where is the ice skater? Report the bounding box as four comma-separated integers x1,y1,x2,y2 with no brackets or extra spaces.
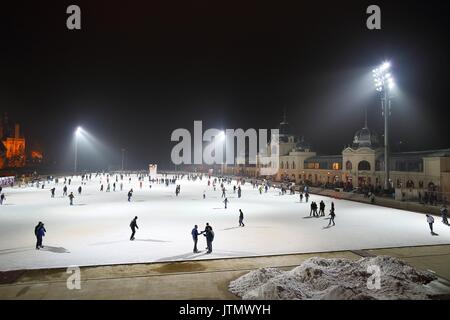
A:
237,186,242,198
191,225,200,253
319,200,325,216
63,185,68,196
328,208,336,227
299,192,303,202
223,197,229,209
305,192,309,203
50,187,55,198
78,186,82,195
130,216,138,240
68,192,75,205
128,189,133,202
202,223,214,254
34,222,46,249
239,209,245,227
0,193,5,205
426,214,436,235
441,205,448,225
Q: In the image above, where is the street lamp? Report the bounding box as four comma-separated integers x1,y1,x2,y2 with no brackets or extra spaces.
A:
74,127,82,175
373,61,395,192
219,131,225,175
121,148,126,171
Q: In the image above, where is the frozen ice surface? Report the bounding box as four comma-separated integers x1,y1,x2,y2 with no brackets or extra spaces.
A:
0,175,449,271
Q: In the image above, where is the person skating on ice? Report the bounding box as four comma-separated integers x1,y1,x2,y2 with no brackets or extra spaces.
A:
35,222,46,249
63,185,68,196
440,205,448,225
239,209,245,227
223,197,229,209
128,189,133,202
328,207,336,227
191,225,200,253
68,192,75,205
50,187,55,198
426,214,436,235
130,216,138,240
319,200,325,216
78,186,82,195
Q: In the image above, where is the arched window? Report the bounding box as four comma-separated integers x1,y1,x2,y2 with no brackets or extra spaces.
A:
292,161,296,169
358,160,371,171
286,162,289,169
346,161,352,170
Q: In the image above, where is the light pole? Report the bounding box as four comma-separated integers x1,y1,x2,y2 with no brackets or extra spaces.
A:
74,127,82,174
373,62,395,192
121,148,126,171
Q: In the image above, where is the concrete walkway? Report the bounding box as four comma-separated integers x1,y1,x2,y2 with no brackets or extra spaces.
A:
1,245,449,299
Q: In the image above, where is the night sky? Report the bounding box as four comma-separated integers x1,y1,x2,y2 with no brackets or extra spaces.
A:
1,0,450,171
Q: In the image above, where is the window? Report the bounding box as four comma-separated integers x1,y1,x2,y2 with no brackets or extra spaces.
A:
314,163,320,169
292,161,296,169
345,161,352,170
286,162,289,169
280,162,284,169
332,162,341,170
358,160,371,171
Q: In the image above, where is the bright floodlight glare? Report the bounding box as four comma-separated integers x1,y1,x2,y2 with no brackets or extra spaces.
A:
381,61,391,71
76,127,82,135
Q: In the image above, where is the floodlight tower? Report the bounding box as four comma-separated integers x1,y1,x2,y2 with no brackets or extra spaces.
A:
373,62,395,192
74,127,82,174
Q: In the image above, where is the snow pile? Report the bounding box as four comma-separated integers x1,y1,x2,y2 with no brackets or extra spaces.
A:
229,256,438,300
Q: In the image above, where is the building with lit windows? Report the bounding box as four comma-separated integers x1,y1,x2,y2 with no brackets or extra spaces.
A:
223,115,450,202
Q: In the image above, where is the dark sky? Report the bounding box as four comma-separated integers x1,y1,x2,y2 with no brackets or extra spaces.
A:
1,0,450,170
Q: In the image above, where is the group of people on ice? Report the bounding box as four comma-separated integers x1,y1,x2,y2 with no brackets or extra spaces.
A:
191,223,215,254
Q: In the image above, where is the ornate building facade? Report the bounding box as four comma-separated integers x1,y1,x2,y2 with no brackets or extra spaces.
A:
223,115,450,199
0,113,26,169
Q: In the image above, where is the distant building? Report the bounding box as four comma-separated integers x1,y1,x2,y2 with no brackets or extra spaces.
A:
224,112,450,202
0,113,26,169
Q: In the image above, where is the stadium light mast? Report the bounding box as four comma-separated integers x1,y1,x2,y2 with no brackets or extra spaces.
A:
121,148,126,171
74,127,82,175
373,62,395,192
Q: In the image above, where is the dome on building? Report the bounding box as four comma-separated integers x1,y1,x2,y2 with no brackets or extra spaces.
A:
352,126,380,149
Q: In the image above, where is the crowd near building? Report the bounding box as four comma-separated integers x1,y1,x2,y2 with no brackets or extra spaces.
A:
223,113,450,203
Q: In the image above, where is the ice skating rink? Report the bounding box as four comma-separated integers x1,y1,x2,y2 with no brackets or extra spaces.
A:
0,174,449,271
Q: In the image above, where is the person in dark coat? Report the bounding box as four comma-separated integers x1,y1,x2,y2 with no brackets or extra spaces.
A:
0,193,5,205
50,188,55,198
128,189,133,202
78,186,82,195
202,223,214,254
35,222,46,249
223,197,229,209
319,201,325,216
239,209,245,227
68,192,74,205
191,225,200,253
130,216,138,240
328,208,336,227
63,185,68,196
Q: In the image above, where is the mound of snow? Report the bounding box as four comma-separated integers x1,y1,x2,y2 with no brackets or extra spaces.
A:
229,256,437,300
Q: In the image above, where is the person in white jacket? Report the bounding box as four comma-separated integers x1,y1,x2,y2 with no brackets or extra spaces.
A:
426,214,435,234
